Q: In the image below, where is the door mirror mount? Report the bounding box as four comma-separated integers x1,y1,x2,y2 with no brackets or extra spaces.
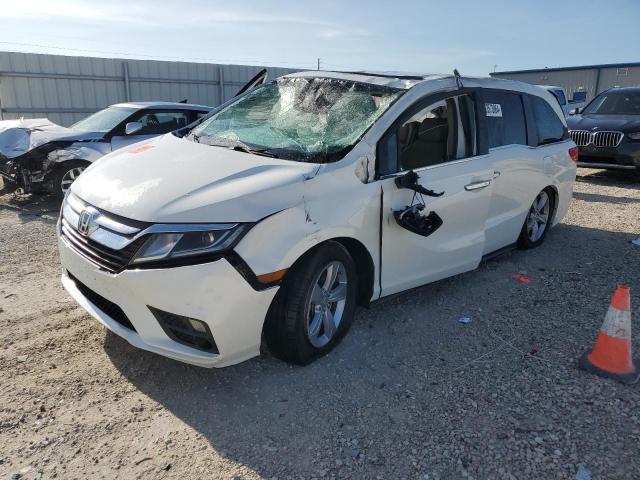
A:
569,108,581,116
125,121,143,135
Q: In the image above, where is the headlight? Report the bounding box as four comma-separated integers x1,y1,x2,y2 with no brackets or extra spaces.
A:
627,132,640,140
131,223,251,265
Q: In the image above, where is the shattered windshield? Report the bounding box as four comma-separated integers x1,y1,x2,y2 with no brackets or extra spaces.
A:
189,77,404,162
71,106,136,133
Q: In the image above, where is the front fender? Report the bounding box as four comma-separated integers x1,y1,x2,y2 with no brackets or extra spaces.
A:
234,171,382,297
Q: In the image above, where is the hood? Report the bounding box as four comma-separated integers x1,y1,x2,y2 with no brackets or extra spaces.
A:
0,118,103,159
71,134,321,223
566,114,640,133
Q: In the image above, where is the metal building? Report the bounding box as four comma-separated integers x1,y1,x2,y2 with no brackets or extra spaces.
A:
491,62,640,104
0,51,298,126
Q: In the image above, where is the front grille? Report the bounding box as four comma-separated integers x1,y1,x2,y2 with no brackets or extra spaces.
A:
67,272,136,332
569,130,591,147
148,306,219,353
593,131,623,147
569,130,623,148
61,219,148,273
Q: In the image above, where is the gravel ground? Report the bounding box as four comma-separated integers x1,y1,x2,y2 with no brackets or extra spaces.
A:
0,169,639,480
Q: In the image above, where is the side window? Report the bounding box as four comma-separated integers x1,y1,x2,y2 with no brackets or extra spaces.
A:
531,96,567,145
392,95,475,172
133,111,189,135
377,94,477,176
481,92,527,148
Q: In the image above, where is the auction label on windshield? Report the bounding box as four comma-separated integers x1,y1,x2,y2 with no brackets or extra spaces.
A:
485,103,503,117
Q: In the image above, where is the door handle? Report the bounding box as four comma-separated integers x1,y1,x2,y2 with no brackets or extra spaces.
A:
465,180,491,191
493,171,501,179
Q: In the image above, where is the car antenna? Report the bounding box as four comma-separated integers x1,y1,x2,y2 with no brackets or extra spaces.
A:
453,69,463,89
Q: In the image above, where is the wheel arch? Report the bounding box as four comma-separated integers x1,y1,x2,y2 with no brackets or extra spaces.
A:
544,184,560,224
260,236,375,350
282,236,375,307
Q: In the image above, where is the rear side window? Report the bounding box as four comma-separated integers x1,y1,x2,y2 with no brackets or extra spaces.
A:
531,96,566,145
481,92,527,148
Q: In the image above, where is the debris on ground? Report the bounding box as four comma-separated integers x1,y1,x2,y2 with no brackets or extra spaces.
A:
576,464,592,480
511,273,531,284
458,316,472,324
631,237,640,247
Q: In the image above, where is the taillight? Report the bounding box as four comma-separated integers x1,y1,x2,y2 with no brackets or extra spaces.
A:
569,146,579,162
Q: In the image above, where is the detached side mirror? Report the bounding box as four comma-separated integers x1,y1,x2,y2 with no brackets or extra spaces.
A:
125,121,143,135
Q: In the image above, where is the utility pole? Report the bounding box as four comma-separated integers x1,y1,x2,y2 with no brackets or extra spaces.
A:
317,58,320,71
493,64,498,73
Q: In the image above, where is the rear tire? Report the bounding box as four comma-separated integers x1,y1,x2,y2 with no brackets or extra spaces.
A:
265,242,358,365
517,188,555,250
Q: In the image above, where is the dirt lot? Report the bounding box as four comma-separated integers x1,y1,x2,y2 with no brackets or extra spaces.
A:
1,169,639,480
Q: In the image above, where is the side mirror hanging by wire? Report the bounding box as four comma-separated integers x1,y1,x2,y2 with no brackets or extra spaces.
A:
393,170,444,238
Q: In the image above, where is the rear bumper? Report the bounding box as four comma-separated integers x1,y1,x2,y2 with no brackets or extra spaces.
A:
576,142,640,171
58,233,278,368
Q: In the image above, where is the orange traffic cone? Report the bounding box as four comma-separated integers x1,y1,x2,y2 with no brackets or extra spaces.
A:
579,285,639,384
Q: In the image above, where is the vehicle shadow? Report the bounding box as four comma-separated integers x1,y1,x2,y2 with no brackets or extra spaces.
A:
573,191,640,204
576,168,639,189
103,222,639,478
0,193,61,225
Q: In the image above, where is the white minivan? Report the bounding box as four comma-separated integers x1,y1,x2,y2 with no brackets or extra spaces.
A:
58,71,577,367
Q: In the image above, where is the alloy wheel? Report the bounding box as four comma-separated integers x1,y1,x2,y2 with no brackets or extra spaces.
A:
305,260,348,348
526,191,551,242
60,167,85,194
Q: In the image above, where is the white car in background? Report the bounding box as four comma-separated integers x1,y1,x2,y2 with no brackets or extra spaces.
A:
0,102,212,196
58,71,577,367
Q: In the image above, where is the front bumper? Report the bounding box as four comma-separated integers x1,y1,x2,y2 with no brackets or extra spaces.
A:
59,233,278,368
576,142,640,171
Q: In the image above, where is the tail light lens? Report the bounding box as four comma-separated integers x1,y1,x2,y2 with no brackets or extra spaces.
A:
569,146,579,162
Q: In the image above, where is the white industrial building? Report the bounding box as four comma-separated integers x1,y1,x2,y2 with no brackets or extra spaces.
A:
491,62,640,104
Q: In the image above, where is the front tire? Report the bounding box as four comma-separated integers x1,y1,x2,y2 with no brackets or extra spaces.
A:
265,242,357,365
50,161,89,198
517,188,554,250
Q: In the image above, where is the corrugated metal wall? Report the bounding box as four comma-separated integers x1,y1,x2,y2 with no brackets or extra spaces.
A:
0,51,298,126
492,65,640,103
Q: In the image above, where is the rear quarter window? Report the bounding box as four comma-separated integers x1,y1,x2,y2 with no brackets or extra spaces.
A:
480,91,527,149
531,96,567,145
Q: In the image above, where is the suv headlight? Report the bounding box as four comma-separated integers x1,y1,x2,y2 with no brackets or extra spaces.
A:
131,223,251,265
627,132,640,140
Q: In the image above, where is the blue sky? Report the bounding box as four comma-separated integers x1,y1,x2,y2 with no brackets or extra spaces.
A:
0,0,639,75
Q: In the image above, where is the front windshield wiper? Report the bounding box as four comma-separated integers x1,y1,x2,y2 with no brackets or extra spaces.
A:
231,144,278,158
193,135,279,158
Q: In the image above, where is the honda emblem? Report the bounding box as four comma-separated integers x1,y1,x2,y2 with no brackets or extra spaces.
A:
77,208,97,236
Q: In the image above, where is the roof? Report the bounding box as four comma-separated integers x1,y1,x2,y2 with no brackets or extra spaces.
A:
492,61,640,76
112,101,212,110
284,70,449,89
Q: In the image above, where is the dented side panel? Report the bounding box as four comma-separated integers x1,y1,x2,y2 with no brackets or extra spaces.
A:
235,152,382,300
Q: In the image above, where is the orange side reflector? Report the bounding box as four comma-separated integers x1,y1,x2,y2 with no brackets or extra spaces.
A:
128,144,155,154
256,268,288,284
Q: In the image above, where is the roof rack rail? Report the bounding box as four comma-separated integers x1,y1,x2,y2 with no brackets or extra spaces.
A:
336,71,426,81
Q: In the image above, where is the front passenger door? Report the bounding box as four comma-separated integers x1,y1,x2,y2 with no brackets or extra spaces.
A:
378,93,495,296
